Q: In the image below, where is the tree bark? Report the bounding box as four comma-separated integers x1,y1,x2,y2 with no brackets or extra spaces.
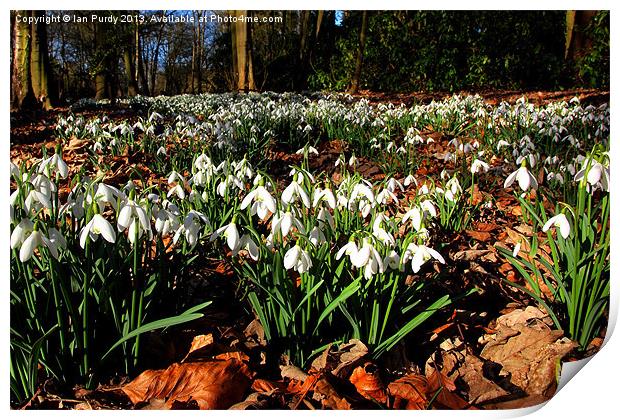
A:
349,11,368,94
29,11,53,109
12,11,36,109
123,48,138,96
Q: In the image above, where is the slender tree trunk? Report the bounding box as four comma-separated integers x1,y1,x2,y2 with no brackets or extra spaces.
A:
315,10,324,40
29,11,53,109
349,11,368,94
124,48,138,96
12,11,36,109
235,11,248,91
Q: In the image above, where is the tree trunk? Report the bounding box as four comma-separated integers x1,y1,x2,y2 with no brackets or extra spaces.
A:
11,11,36,109
565,10,597,61
94,22,108,100
349,11,368,94
29,11,53,109
123,48,138,96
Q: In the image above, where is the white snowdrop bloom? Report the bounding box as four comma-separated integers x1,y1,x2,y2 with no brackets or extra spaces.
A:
403,174,417,187
167,170,186,186
496,140,511,151
24,189,52,213
542,214,571,239
89,183,126,211
155,208,180,237
312,188,337,209
417,184,430,196
79,214,117,248
546,172,565,184
350,238,384,279
516,153,537,168
403,243,445,273
308,226,327,247
167,184,186,200
217,175,244,197
335,155,345,167
336,241,359,262
11,218,34,250
372,214,395,246
350,183,375,204
117,199,152,244
503,166,538,191
281,180,311,208
402,207,423,231
210,221,241,252
420,199,437,218
348,154,358,166
156,146,167,157
376,188,398,205
92,141,104,153
39,152,69,179
271,210,305,238
317,207,335,230
470,159,490,174
574,158,609,192
19,230,47,262
386,177,404,193
284,244,313,273
234,234,259,261
240,186,277,220
383,250,402,271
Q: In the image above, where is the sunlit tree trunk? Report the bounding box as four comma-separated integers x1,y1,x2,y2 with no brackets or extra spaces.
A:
29,11,53,109
123,48,138,96
233,10,255,92
11,11,35,109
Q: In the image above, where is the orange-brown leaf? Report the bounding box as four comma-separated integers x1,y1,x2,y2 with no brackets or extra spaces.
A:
427,369,470,410
348,362,387,404
122,360,253,409
387,374,428,409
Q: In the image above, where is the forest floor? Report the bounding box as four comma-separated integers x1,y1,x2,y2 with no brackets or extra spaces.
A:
10,89,608,410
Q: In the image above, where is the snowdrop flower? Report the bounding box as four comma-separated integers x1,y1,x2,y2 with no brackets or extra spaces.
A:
235,234,259,261
503,164,538,191
317,207,334,230
117,196,153,244
155,207,181,237
157,146,167,157
312,187,337,209
336,241,359,262
496,140,511,151
512,241,521,257
174,210,208,246
574,158,609,192
403,174,417,187
376,188,398,205
210,221,241,251
271,210,305,238
308,226,327,247
542,213,571,239
167,170,186,186
402,207,423,231
241,185,277,220
92,141,104,153
350,182,375,204
372,214,395,246
386,177,404,193
284,244,313,273
383,250,402,271
217,175,244,197
470,159,490,174
19,228,53,262
167,184,186,200
39,151,69,179
350,238,384,279
348,154,358,166
281,178,311,208
403,243,445,273
11,218,34,250
89,183,126,211
335,155,345,168
80,213,117,248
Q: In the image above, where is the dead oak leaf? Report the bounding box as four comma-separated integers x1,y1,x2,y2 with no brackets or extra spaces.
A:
348,362,387,404
387,374,428,409
122,359,253,409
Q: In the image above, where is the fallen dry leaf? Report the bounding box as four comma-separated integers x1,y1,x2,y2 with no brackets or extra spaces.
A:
481,324,576,397
427,369,470,409
122,359,253,409
465,230,492,242
312,376,352,410
348,362,387,404
388,374,428,409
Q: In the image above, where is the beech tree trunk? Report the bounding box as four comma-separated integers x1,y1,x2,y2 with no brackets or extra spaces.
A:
349,11,368,94
233,10,255,92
